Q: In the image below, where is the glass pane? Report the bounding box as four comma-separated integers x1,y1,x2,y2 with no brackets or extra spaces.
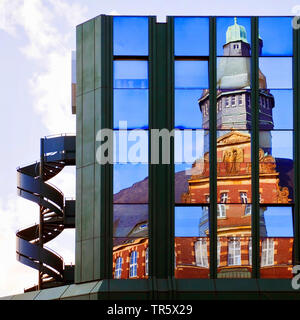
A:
259,89,293,130
217,57,251,89
259,17,293,56
216,204,252,279
114,61,148,88
175,130,209,204
217,90,251,130
260,206,294,278
259,57,292,89
175,207,209,279
175,61,208,89
174,17,209,56
113,205,148,237
113,17,148,56
217,17,251,57
217,130,252,193
114,164,148,201
259,130,294,204
175,89,207,129
114,89,148,129
113,237,148,279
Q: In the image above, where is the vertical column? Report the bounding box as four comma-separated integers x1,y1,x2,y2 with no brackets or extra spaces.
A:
208,17,217,279
75,15,113,283
148,18,174,281
251,17,260,279
293,25,300,265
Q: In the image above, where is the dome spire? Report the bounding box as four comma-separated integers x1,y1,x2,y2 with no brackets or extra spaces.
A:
226,18,248,44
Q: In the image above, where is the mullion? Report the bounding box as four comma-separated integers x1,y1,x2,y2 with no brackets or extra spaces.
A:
293,26,300,265
208,16,217,279
251,17,260,279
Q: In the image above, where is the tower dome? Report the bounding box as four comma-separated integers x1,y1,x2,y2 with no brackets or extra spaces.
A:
226,17,248,44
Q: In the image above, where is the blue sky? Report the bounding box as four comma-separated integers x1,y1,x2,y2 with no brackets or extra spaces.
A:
0,0,299,296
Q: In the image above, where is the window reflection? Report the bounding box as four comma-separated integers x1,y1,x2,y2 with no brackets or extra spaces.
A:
114,61,148,88
174,17,209,56
175,61,208,89
259,17,293,56
113,17,148,56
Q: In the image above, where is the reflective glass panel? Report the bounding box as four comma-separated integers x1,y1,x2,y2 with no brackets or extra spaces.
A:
175,61,208,89
259,17,293,56
217,17,251,57
114,89,148,129
175,206,210,278
113,17,148,56
174,17,209,56
259,58,292,89
260,206,294,278
114,61,148,88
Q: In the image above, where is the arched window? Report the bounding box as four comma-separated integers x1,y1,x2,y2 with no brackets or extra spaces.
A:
145,248,149,276
129,251,138,278
115,257,123,279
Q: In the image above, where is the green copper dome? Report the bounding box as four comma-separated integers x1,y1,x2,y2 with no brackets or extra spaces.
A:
226,17,248,44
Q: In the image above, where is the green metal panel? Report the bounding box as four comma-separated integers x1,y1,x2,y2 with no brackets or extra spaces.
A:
81,164,95,241
82,19,95,94
209,16,217,279
75,15,113,284
76,25,83,97
251,17,260,279
148,17,174,284
82,91,95,166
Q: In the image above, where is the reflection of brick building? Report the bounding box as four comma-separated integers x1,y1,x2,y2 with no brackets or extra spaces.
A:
112,18,293,280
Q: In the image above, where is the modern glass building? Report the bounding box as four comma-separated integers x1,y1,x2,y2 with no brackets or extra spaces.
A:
4,15,300,300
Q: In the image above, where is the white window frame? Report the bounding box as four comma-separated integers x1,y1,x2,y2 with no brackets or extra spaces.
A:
245,204,252,216
248,238,252,265
195,239,208,268
115,257,123,279
228,238,241,266
217,239,221,267
129,251,138,278
261,238,274,267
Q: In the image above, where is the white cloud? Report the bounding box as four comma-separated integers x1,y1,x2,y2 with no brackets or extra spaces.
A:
0,0,86,297
0,0,88,134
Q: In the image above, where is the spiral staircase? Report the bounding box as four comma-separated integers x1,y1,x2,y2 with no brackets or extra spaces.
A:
16,135,76,292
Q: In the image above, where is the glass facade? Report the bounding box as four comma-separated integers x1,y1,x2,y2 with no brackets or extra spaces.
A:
74,14,300,298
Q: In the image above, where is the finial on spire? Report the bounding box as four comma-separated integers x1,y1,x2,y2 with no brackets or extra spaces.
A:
234,17,237,24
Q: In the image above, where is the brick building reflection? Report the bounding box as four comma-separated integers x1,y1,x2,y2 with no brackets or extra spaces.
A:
112,18,294,279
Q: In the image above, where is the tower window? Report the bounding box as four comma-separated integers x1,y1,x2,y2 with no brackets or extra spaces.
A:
238,95,243,105
231,96,236,107
129,251,138,277
225,97,230,107
228,238,241,266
